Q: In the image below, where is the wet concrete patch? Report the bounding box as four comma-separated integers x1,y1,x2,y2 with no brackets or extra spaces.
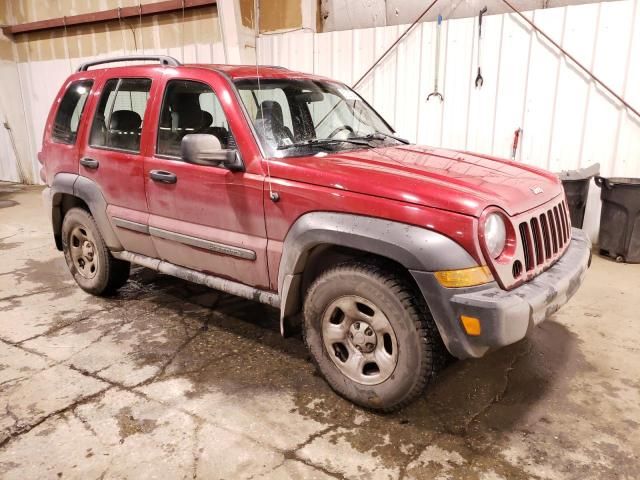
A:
0,184,21,210
115,405,158,441
0,240,21,251
5,257,75,296
0,200,18,209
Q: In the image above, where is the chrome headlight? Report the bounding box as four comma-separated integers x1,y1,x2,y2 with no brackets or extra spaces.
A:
484,213,506,259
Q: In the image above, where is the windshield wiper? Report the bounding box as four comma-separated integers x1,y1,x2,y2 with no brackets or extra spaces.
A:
277,137,374,150
353,131,410,144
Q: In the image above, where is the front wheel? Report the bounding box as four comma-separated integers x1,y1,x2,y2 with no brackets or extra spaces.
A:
61,208,130,296
303,261,445,412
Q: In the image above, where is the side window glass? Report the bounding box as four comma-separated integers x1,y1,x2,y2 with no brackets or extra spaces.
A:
157,80,233,158
51,80,93,144
89,78,151,152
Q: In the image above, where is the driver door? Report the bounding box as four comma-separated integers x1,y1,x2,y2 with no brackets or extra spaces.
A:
143,71,270,289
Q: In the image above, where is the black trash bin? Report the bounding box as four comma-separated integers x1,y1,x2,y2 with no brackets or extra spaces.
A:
594,176,640,263
557,163,599,229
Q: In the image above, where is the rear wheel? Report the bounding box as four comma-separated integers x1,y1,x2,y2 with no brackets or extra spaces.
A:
303,260,445,412
61,208,130,295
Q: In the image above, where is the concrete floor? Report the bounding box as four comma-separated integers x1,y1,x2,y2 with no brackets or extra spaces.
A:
0,182,639,480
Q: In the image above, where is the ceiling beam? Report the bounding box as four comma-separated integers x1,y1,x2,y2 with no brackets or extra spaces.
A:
2,0,217,36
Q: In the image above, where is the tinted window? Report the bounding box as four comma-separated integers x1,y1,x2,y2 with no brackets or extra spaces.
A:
157,80,232,158
89,78,151,152
51,80,93,144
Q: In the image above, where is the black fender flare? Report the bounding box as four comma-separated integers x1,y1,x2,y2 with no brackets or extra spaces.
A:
277,212,478,334
50,173,122,251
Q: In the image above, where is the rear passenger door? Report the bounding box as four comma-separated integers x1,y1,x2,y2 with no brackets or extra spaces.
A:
80,72,159,258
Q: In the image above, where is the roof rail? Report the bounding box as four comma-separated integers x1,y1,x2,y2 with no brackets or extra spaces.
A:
77,55,181,72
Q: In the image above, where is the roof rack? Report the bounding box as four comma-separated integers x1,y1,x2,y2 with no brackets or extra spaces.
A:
77,55,181,72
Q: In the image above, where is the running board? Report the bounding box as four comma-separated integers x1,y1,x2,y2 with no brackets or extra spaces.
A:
112,251,280,308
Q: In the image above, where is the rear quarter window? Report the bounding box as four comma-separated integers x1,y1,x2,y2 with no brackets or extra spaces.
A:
51,80,93,145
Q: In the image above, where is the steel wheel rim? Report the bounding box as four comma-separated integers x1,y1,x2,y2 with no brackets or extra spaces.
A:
69,225,98,279
321,295,398,385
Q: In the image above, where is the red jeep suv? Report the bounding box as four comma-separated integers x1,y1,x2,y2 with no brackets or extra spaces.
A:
40,55,591,411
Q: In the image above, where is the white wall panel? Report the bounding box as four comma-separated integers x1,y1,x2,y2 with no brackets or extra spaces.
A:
259,0,640,241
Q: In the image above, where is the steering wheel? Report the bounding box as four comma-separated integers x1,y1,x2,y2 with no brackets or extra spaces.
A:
328,125,354,139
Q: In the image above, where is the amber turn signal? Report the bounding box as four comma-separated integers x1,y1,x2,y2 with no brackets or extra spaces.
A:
434,266,493,288
460,315,482,336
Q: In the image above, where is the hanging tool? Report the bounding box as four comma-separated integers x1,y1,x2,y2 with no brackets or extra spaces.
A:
427,15,444,102
511,127,522,160
475,6,487,88
353,0,439,89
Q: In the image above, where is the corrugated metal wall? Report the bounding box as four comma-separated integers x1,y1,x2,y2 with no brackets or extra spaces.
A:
258,0,640,240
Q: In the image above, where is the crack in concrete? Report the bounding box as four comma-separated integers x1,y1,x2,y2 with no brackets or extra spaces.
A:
15,305,116,346
190,420,204,479
0,386,113,450
0,336,50,360
463,342,534,433
0,376,28,388
121,385,348,479
0,306,131,388
71,408,102,442
273,425,347,480
67,365,137,392
292,424,338,451
284,454,347,480
5,405,20,431
63,311,209,391
135,327,208,388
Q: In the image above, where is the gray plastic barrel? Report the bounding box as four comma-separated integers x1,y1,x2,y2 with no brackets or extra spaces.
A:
557,163,599,229
594,176,640,263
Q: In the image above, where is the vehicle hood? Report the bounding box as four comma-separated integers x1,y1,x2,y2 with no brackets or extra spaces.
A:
270,145,563,217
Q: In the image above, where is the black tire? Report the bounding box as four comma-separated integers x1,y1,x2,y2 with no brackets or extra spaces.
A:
303,260,446,412
61,208,130,296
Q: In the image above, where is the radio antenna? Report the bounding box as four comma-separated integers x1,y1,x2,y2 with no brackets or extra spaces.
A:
254,0,278,202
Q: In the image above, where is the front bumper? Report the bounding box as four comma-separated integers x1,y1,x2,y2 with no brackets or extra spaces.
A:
412,228,591,359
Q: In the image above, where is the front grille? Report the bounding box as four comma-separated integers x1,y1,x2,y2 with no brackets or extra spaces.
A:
516,200,571,276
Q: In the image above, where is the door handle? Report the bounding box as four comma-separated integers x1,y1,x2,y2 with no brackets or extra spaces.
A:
80,157,99,169
149,170,177,184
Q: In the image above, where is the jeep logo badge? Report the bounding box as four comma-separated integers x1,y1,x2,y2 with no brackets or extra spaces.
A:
530,186,543,195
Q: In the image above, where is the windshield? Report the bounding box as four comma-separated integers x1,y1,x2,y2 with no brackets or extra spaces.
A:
234,78,405,157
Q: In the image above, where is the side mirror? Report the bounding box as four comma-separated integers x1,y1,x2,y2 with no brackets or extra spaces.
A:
181,134,243,171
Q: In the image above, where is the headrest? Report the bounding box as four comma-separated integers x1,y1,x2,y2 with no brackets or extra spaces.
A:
256,100,284,125
201,111,213,128
173,109,204,130
171,93,201,112
109,110,141,131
